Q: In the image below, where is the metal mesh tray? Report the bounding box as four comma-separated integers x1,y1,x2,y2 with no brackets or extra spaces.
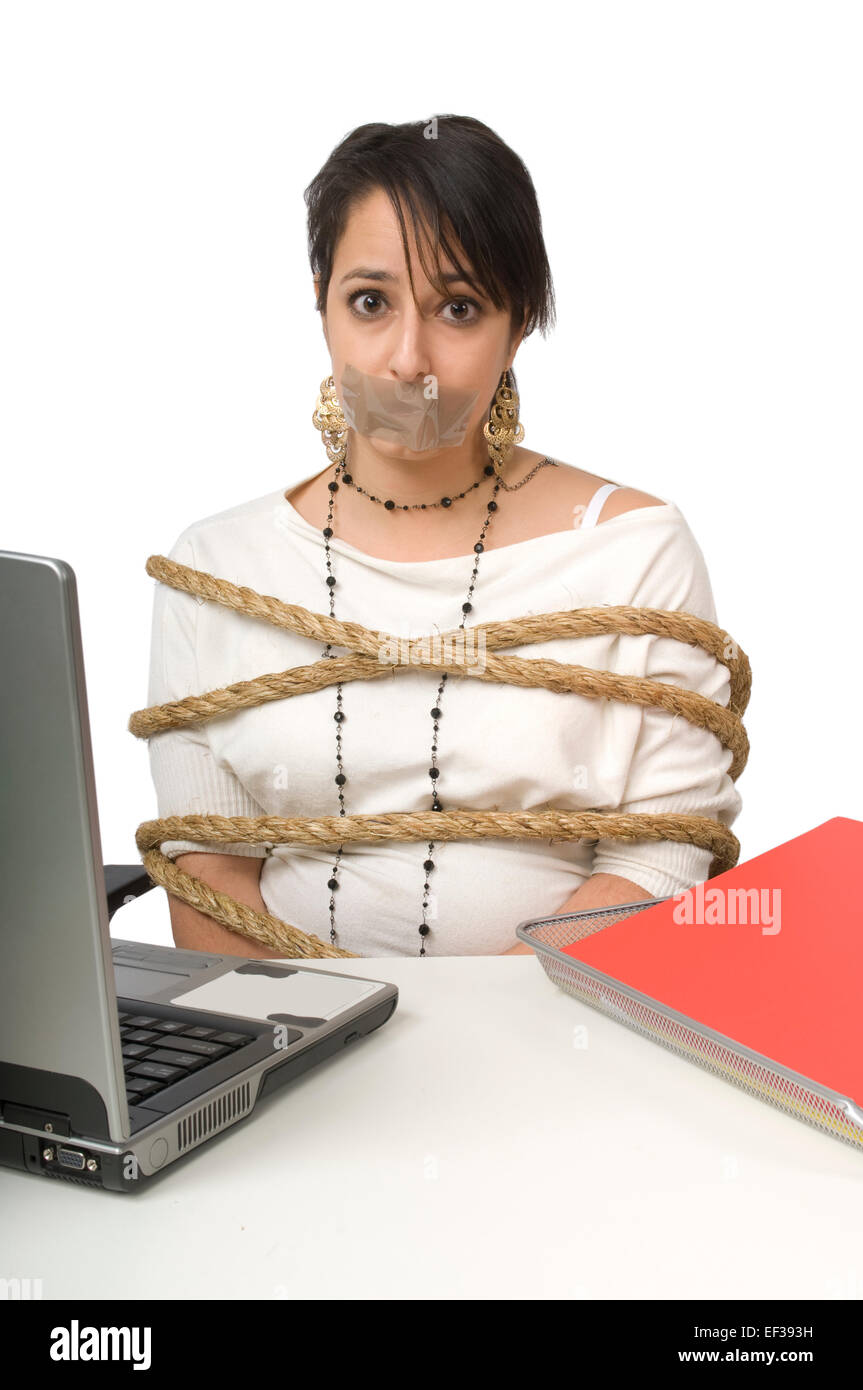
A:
516,898,863,1154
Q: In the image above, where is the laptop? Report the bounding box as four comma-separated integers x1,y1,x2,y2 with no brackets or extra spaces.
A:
0,550,398,1193
517,816,863,1152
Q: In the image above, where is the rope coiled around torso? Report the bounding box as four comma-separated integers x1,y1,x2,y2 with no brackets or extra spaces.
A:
129,554,751,959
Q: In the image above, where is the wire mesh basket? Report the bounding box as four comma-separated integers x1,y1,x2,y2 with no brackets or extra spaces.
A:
516,899,863,1154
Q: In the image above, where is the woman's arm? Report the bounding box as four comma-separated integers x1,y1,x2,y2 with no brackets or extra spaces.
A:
168,852,297,959
171,858,650,959
500,872,653,954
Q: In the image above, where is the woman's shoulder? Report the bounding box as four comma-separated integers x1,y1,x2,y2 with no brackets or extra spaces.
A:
505,455,670,544
539,460,714,609
549,460,668,524
164,486,287,564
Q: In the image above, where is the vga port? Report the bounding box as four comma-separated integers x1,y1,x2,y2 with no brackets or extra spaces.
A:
57,1147,85,1170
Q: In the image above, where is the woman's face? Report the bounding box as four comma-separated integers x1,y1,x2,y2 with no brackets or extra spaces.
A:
317,186,526,459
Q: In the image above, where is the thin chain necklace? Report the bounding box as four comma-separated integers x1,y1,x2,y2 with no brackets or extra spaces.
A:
318,450,559,954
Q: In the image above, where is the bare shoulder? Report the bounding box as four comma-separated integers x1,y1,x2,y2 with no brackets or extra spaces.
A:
593,484,667,523
549,461,666,525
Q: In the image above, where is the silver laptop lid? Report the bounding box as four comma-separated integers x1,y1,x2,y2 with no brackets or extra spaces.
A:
0,551,130,1142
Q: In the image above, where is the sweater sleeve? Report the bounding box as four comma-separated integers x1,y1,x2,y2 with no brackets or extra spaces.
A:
589,512,743,898
146,530,270,860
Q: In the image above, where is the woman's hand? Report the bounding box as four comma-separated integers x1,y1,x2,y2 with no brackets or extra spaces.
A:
499,873,652,954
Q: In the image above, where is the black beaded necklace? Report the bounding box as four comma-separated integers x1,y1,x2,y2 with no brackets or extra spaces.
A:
318,450,559,954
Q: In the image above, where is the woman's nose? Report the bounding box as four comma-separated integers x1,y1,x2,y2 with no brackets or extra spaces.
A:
385,307,434,378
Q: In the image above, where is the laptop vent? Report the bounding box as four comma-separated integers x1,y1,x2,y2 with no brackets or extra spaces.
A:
43,1169,103,1188
177,1081,254,1152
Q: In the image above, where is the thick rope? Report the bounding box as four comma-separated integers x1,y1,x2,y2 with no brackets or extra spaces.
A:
130,555,751,959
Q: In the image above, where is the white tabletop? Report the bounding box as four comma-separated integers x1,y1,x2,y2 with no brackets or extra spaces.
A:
4,886,863,1300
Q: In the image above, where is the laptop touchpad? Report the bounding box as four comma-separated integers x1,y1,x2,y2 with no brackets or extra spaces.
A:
167,967,384,1023
114,964,192,997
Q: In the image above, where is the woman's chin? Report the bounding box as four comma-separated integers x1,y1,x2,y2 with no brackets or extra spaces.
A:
364,437,447,461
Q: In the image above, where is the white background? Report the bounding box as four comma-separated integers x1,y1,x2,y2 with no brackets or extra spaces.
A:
1,0,860,866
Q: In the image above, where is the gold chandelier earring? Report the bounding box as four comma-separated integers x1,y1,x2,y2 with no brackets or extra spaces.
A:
483,366,525,481
312,374,349,467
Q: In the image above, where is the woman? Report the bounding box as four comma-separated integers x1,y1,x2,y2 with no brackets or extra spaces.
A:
146,115,741,958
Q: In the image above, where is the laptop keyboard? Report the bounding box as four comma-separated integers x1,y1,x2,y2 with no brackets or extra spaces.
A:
118,1011,256,1105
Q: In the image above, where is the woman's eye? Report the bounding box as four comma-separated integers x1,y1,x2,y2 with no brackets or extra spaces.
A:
442,299,481,326
348,291,386,318
347,290,481,326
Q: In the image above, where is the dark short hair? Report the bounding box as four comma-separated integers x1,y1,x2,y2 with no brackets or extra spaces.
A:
304,115,556,399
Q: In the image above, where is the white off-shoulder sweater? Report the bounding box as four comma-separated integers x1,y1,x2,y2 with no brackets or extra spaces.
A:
145,481,742,956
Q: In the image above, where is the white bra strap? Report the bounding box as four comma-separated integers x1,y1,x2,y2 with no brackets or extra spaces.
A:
580,481,622,530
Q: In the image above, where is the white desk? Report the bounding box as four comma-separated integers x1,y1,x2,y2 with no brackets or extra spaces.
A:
3,887,863,1300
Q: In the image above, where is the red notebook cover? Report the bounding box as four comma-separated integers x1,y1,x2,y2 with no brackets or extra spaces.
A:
560,817,862,1103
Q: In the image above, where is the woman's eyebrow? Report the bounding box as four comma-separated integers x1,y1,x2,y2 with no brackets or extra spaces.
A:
338,266,479,289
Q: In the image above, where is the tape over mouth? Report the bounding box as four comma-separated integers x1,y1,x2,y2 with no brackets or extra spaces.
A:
337,362,481,452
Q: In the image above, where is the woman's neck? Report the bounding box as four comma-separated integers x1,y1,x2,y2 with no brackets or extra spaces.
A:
341,431,495,508
309,444,554,562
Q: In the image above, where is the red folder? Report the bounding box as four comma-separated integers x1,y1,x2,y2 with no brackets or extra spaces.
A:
522,817,863,1149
